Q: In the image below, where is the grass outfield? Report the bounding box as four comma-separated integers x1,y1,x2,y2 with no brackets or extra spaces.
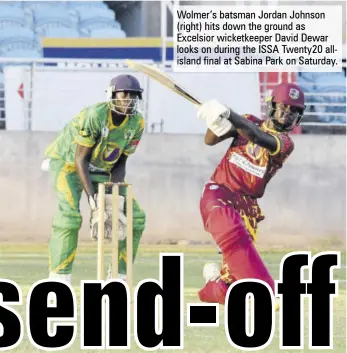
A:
1,244,346,353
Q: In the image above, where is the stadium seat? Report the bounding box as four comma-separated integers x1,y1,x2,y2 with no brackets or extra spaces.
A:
297,72,346,124
32,7,78,36
67,1,108,10
0,5,28,30
0,2,127,57
0,1,23,8
90,27,126,38
22,1,67,11
77,7,116,21
41,27,81,38
0,27,39,53
313,73,346,124
78,8,119,33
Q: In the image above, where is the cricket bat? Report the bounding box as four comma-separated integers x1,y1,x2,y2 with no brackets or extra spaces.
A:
125,59,202,107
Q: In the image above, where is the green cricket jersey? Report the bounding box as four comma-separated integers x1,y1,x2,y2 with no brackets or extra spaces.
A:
44,102,145,172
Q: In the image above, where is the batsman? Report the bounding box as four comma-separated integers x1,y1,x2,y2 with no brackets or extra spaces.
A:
42,74,146,283
196,83,306,305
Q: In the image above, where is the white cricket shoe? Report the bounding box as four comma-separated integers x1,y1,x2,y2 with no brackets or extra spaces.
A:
48,272,71,284
203,263,220,283
106,264,127,282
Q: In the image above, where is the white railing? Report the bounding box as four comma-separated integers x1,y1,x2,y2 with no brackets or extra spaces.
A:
0,57,346,131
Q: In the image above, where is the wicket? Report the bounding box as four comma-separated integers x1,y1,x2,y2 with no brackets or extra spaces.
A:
96,182,133,295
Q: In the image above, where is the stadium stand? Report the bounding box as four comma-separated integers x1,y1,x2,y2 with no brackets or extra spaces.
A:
0,27,40,53
0,0,127,129
0,0,126,59
0,5,29,30
297,72,346,126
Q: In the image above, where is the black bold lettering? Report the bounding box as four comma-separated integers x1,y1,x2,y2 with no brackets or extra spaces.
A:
27,280,76,350
225,279,274,349
81,280,129,349
0,280,23,350
187,303,219,327
134,253,183,350
276,252,309,349
307,251,340,349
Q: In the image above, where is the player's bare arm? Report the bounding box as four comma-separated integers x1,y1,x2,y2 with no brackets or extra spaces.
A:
111,154,128,183
75,144,95,197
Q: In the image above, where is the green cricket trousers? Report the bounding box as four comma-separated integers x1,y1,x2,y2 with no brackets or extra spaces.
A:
48,159,146,275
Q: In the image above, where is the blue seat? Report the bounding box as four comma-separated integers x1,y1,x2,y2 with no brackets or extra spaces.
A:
79,18,121,35
90,27,126,38
22,1,67,11
297,72,346,124
0,1,23,8
77,7,116,21
0,27,39,53
68,1,109,24
0,5,27,29
67,1,108,10
313,73,346,124
41,27,81,38
33,8,76,34
78,8,119,33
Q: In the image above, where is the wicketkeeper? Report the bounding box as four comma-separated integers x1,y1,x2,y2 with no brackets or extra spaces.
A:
196,83,305,305
42,74,146,283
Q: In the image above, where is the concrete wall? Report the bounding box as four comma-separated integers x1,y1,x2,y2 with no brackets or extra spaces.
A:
0,132,345,248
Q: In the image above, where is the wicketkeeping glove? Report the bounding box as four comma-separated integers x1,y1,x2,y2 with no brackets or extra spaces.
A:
89,193,109,241
90,194,127,242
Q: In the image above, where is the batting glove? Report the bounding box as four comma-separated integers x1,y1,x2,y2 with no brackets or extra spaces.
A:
197,99,233,137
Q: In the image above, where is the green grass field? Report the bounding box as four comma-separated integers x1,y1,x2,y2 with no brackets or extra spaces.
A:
1,244,346,353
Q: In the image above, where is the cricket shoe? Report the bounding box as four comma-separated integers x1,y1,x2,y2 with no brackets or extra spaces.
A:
203,263,221,283
106,264,127,282
48,272,71,284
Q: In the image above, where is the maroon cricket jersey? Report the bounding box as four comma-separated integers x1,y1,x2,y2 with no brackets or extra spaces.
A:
210,114,294,198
